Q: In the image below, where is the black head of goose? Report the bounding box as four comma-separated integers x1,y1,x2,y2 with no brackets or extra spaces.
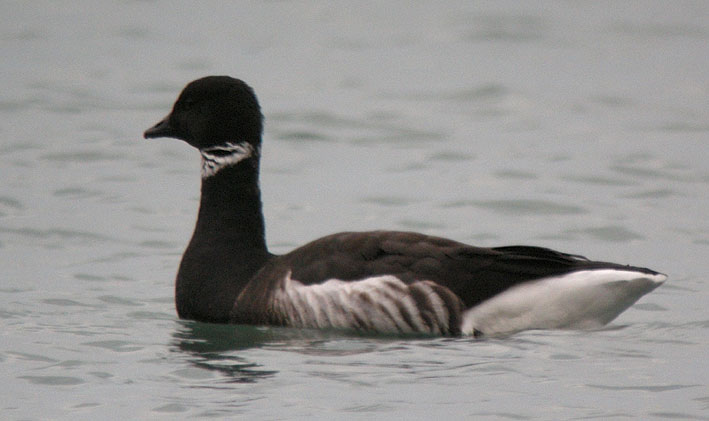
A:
144,76,666,337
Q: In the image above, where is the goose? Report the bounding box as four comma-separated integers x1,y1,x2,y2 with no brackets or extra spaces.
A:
144,76,665,337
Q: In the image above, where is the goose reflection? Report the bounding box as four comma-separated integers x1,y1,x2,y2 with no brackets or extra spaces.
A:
171,321,279,384
171,321,421,384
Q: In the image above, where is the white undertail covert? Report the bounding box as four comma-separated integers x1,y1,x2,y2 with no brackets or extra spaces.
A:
461,269,666,337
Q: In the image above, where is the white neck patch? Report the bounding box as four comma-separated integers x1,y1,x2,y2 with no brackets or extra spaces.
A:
200,142,255,179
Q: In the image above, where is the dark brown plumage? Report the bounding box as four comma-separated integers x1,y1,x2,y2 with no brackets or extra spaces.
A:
144,76,665,336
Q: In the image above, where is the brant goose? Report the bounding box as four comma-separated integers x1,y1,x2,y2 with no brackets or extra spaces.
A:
144,76,666,337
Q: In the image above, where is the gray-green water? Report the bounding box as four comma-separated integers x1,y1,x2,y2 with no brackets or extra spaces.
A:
1,1,707,419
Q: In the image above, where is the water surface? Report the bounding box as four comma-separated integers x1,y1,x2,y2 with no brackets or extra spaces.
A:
1,1,707,419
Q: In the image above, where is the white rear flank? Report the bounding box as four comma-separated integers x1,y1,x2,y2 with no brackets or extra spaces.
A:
461,269,666,337
272,273,452,334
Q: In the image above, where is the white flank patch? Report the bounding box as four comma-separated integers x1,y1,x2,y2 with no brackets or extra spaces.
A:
272,273,452,334
461,270,666,337
200,142,254,178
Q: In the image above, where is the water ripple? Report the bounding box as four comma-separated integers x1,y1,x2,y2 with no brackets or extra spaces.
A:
53,187,102,199
564,225,645,243
610,21,708,39
277,130,331,142
41,149,126,163
153,403,190,413
82,340,144,353
564,174,637,186
19,375,85,386
42,299,94,308
494,170,538,180
0,196,23,210
587,383,699,393
0,226,115,246
460,14,547,43
445,199,586,216
623,189,679,199
428,150,475,162
361,195,418,207
272,111,445,145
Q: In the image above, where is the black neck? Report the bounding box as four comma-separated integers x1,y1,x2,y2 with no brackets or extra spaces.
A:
196,159,268,250
175,157,272,323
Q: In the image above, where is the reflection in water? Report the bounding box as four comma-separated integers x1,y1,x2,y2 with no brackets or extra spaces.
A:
170,321,443,383
171,321,280,383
